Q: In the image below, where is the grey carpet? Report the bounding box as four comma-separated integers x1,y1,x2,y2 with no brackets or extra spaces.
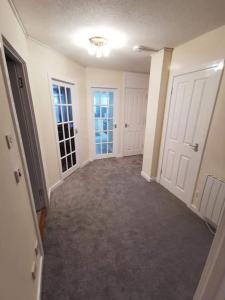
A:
42,155,213,300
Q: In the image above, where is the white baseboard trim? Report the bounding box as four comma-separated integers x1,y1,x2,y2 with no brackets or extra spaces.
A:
48,179,63,200
117,153,123,158
80,159,92,168
141,171,156,182
189,203,203,219
37,255,43,300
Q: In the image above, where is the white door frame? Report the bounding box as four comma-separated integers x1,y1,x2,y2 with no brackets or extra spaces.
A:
49,75,80,179
90,87,119,160
157,59,224,207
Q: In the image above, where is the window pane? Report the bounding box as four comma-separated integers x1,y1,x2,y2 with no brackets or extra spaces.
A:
108,143,113,153
66,140,70,154
101,93,108,105
102,143,107,154
62,106,68,122
64,123,69,139
55,106,62,123
95,132,101,144
108,119,113,130
94,92,100,105
67,155,72,169
60,142,65,157
109,106,113,118
102,131,108,143
108,131,113,142
66,88,71,104
71,138,75,152
101,107,107,118
103,119,107,131
68,106,73,121
57,124,63,141
94,106,100,118
72,152,76,165
96,144,101,155
53,85,60,104
69,122,74,137
60,86,66,104
109,92,113,106
61,158,67,172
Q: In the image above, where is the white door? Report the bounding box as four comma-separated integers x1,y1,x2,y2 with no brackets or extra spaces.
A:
92,88,118,159
51,80,79,178
124,88,148,156
160,65,223,205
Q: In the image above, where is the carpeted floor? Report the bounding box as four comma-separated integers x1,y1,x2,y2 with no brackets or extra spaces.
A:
42,155,213,300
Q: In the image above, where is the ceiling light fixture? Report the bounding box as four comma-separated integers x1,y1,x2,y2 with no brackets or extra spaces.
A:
88,36,110,58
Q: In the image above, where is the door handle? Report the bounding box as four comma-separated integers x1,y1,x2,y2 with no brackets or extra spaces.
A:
114,124,117,129
125,123,128,128
188,143,199,152
75,128,78,134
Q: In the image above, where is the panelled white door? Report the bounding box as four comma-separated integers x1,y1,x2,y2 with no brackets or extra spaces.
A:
160,65,223,205
124,88,148,156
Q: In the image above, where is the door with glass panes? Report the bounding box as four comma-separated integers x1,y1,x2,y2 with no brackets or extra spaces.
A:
92,89,117,158
52,80,78,177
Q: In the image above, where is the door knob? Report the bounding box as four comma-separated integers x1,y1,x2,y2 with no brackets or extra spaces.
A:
125,123,128,128
75,128,78,134
188,143,199,152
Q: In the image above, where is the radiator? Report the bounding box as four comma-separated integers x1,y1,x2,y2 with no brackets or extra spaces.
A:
199,175,225,227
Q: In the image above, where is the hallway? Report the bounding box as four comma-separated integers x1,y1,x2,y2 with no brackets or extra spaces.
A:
42,156,213,300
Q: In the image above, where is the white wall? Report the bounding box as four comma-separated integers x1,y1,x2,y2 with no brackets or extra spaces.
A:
27,39,89,189
170,25,225,208
0,1,41,299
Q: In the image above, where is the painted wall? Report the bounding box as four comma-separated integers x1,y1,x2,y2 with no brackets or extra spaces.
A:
170,25,225,208
27,39,89,189
142,49,172,180
0,1,41,299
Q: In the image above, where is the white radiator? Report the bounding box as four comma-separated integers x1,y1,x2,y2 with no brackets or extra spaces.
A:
199,175,225,227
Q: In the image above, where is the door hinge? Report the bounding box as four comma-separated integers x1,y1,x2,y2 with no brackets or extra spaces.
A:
18,77,23,88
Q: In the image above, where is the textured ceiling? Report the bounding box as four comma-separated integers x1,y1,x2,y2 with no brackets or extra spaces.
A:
12,0,225,73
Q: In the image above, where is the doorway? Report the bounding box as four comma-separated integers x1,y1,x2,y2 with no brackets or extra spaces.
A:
160,63,223,205
123,87,148,156
91,88,118,159
50,79,79,178
2,38,48,213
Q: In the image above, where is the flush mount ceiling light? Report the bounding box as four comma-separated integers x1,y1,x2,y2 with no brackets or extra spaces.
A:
88,36,110,58
73,27,127,58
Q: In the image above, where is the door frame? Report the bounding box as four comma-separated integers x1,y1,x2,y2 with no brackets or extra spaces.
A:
89,86,119,160
157,59,224,207
49,75,80,179
0,35,44,254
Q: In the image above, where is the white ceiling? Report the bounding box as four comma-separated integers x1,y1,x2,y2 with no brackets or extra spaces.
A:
12,0,225,73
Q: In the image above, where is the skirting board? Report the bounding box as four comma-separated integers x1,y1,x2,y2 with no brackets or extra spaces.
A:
80,159,92,168
48,179,63,200
141,171,156,182
189,203,204,220
37,255,43,300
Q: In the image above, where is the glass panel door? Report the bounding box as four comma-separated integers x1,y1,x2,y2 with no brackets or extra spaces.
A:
93,90,115,157
52,81,78,175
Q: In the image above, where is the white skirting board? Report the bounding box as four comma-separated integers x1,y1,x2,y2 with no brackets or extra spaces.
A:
141,171,156,182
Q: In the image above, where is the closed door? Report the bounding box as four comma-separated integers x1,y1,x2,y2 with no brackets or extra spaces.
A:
92,89,117,158
124,88,148,156
160,65,223,205
52,80,79,177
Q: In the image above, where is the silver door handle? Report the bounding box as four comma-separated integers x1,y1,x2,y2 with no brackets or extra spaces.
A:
75,128,78,134
125,123,128,128
188,143,199,152
114,124,117,129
